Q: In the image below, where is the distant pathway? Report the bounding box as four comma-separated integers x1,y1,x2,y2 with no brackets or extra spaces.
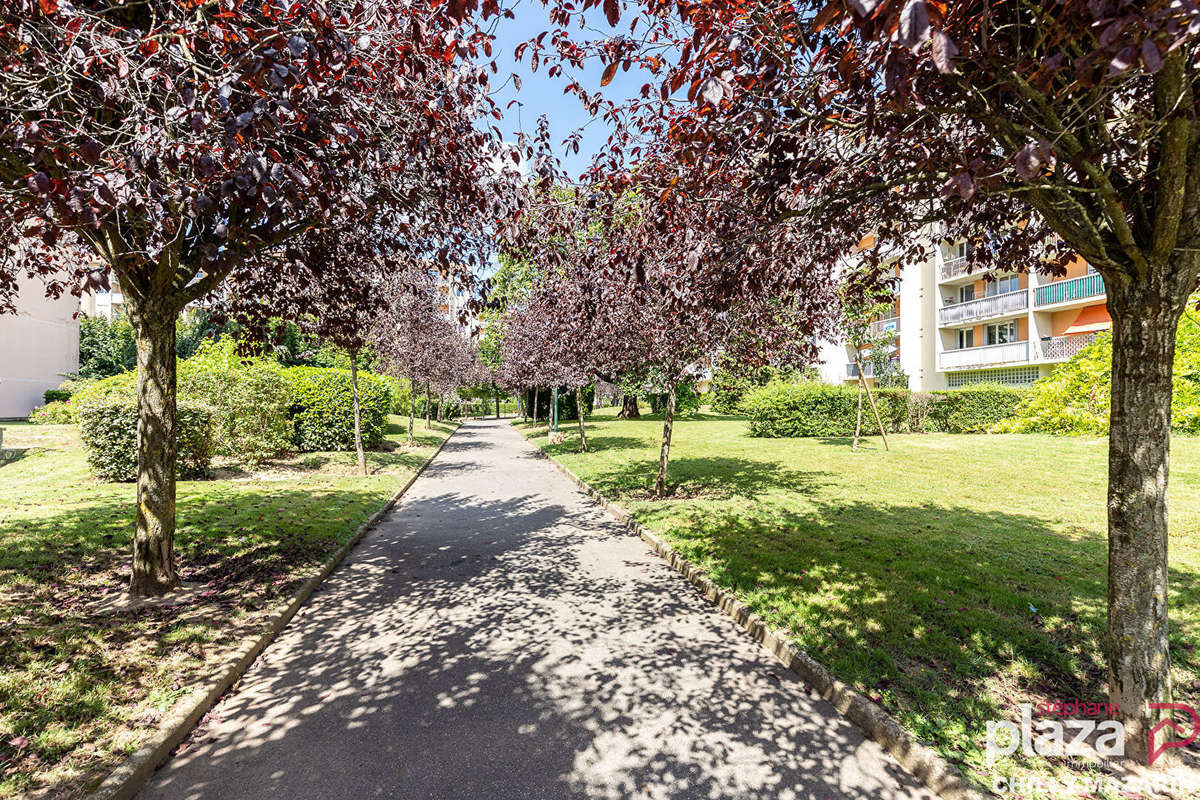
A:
140,418,934,800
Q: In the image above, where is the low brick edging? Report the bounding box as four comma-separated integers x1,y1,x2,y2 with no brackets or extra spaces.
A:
89,424,461,800
531,443,993,800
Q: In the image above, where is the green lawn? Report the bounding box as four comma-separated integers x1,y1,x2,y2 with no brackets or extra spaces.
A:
521,408,1200,789
0,417,455,799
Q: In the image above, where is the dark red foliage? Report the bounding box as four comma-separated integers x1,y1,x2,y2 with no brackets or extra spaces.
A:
0,0,520,315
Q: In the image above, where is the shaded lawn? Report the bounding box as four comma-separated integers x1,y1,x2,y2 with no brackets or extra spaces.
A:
0,416,455,799
520,409,1200,788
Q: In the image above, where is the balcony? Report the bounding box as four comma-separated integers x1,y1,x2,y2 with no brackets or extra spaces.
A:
846,361,875,378
939,341,1030,371
940,255,970,282
1039,332,1098,362
938,289,1028,326
1034,272,1105,307
870,317,900,337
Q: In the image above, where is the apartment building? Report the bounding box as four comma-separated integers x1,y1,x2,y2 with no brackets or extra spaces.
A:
436,274,478,338
817,239,1110,390
0,275,80,418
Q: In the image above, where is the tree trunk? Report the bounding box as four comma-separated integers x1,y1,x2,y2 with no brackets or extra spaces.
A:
495,390,500,418
1105,280,1187,763
350,358,366,476
408,386,415,446
858,356,889,451
852,376,864,452
654,382,677,497
575,385,589,453
533,387,540,424
618,393,640,419
424,386,431,430
437,392,445,423
128,299,180,597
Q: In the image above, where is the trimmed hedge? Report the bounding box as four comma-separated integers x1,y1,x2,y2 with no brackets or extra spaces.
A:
78,398,213,481
180,340,292,466
742,382,910,437
743,381,1028,437
283,366,391,451
925,384,1027,433
43,388,71,404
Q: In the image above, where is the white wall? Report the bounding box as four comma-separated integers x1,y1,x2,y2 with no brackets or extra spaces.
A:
0,276,80,418
815,337,851,385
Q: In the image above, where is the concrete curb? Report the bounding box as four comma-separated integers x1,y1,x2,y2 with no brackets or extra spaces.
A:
527,432,992,800
89,424,461,800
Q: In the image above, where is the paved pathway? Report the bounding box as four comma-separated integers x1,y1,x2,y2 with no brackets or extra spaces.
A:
140,419,935,800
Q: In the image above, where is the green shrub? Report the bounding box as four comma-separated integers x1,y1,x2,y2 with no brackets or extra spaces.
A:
522,385,595,421
178,339,292,466
283,367,391,451
28,400,74,424
925,384,1027,433
77,398,213,481
649,382,702,416
78,313,138,379
379,375,411,415
709,370,753,414
70,371,139,419
708,363,813,415
43,388,71,404
1002,306,1200,436
742,382,910,437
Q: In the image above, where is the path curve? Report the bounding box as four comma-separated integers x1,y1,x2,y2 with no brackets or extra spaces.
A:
139,418,936,800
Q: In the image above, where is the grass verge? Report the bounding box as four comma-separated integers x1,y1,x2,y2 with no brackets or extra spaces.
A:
519,408,1200,792
0,417,454,799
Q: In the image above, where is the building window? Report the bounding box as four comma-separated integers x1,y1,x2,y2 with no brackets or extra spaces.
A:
957,329,974,349
984,274,1020,296
958,285,975,303
985,321,1017,345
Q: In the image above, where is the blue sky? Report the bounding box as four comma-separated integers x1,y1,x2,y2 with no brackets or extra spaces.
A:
483,4,650,180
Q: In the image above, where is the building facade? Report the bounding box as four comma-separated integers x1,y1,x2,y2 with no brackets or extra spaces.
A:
79,287,125,319
0,275,80,418
817,238,1111,390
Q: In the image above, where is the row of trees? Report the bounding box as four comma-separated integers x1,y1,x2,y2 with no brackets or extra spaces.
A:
373,271,489,444
495,188,825,495
506,0,1200,762
4,0,1196,766
0,0,520,595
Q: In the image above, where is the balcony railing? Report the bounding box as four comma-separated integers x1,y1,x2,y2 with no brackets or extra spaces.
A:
938,289,1028,326
869,317,900,337
1040,332,1098,361
1034,272,1105,307
940,255,970,281
939,341,1029,371
846,361,875,378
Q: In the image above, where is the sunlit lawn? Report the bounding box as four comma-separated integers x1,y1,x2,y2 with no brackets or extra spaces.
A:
521,407,1200,789
0,417,454,799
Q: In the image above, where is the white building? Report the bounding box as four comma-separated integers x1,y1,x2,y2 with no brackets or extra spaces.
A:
0,275,80,418
436,274,476,338
79,287,125,319
817,237,1110,390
